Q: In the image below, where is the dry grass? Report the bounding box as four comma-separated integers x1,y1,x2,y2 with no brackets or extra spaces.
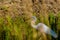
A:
0,0,60,40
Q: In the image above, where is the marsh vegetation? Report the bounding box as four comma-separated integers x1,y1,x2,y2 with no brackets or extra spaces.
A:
0,0,60,40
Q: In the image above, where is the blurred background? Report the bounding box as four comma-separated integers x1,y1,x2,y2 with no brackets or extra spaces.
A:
0,0,60,40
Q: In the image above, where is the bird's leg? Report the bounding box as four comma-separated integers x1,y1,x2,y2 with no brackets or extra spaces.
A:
42,32,47,40
37,31,42,40
38,26,47,40
38,31,47,40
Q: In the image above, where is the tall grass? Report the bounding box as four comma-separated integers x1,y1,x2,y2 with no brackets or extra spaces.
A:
0,0,60,40
0,12,60,40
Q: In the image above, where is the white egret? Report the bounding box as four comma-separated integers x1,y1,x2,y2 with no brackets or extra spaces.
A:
31,16,58,38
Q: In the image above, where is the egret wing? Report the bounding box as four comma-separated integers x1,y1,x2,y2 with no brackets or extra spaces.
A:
46,28,58,38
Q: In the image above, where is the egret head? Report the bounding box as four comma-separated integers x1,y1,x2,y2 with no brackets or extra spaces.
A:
31,16,37,22
31,16,37,25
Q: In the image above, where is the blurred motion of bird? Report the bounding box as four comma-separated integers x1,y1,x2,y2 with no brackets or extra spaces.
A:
31,16,58,38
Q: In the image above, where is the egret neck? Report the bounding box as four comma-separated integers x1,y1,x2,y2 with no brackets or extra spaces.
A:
31,21,37,29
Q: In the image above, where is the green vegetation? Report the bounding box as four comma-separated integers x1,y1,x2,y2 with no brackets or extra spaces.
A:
0,0,60,40
0,12,59,40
